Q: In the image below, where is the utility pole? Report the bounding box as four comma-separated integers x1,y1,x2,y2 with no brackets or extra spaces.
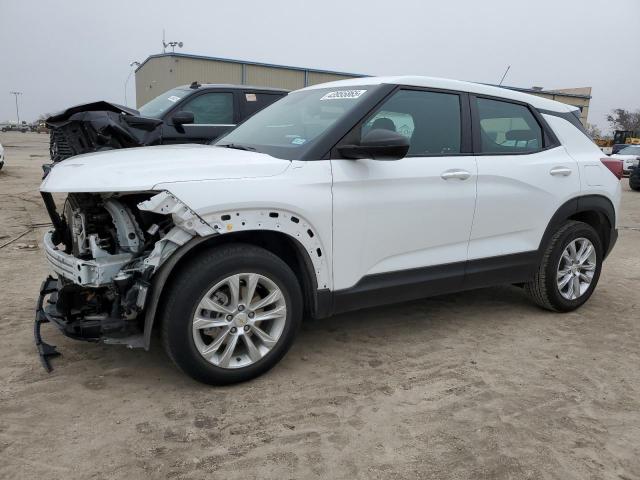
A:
9,91,22,124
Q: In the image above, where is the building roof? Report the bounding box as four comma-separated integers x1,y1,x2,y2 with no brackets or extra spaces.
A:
136,52,368,78
301,76,577,113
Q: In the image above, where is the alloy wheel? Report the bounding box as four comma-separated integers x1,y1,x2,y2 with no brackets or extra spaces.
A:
191,273,287,369
556,237,597,300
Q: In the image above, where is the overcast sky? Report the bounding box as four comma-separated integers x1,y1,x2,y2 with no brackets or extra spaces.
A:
1,0,638,132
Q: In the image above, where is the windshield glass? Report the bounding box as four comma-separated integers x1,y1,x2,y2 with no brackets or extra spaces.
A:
617,146,640,155
215,86,375,159
138,88,190,118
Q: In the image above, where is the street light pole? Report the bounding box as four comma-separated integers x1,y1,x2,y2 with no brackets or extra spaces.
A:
124,61,140,107
10,91,22,124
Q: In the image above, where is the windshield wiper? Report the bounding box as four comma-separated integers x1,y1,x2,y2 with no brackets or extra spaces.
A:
220,143,256,152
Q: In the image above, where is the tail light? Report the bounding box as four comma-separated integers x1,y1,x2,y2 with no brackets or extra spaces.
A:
601,158,623,180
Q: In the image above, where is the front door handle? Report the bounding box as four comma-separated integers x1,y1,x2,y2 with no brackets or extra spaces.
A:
550,166,572,177
441,169,471,181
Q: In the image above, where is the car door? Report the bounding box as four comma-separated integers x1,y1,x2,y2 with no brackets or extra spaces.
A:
467,95,581,264
331,88,478,296
161,91,236,144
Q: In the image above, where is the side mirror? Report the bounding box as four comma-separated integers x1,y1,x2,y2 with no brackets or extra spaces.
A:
338,129,410,160
172,111,194,126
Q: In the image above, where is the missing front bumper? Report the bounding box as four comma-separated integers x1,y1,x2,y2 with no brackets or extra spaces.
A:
34,275,145,372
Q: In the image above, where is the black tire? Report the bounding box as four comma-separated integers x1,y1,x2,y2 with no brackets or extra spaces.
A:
629,169,640,191
161,243,303,385
525,221,603,312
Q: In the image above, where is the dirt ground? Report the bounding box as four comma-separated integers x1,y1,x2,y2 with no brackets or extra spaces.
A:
1,131,639,480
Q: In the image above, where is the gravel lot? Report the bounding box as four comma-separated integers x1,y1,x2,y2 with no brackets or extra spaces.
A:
1,131,639,480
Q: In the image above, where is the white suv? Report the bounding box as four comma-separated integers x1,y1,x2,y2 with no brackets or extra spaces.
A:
37,76,622,384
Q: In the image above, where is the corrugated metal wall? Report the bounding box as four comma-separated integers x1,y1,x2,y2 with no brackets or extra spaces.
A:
307,72,354,85
135,55,364,107
174,57,243,87
135,56,177,106
246,65,305,90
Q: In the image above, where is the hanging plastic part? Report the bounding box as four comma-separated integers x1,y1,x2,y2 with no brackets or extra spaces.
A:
34,276,62,372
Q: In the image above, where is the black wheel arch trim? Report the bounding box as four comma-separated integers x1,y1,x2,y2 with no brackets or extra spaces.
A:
141,231,322,350
538,194,616,260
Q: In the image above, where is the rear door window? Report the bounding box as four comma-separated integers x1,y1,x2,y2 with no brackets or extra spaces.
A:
180,92,234,124
239,92,284,120
476,98,543,153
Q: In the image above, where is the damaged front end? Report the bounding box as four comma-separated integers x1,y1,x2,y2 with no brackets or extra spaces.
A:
46,101,163,163
36,190,215,370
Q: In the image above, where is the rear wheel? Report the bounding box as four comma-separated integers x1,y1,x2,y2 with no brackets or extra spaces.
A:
629,168,640,191
525,221,602,312
161,244,303,385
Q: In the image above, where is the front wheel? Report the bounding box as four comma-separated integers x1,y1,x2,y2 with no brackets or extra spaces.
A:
525,221,602,312
161,244,303,385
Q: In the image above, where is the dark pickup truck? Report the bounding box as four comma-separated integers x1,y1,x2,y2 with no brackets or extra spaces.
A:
47,83,287,162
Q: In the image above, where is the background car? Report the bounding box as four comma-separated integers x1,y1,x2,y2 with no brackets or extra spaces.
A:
610,144,640,174
47,83,288,162
1,123,29,133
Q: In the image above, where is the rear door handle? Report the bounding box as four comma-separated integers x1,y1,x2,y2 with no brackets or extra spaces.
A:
550,166,572,177
441,169,471,181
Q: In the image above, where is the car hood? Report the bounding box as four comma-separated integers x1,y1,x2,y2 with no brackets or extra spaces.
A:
41,144,291,192
46,101,140,123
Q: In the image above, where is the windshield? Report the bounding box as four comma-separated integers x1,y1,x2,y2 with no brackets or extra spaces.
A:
215,86,375,159
617,145,640,155
138,88,190,118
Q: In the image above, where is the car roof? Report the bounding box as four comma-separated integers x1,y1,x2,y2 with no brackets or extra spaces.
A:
176,84,289,93
299,75,575,114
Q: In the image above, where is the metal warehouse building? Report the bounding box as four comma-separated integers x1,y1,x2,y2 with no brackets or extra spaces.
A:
134,53,591,125
134,53,361,107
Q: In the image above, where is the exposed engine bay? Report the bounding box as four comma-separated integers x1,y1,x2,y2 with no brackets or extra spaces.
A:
36,190,215,365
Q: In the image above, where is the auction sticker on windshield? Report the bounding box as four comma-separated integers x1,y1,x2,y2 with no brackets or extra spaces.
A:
320,90,367,100
167,95,181,103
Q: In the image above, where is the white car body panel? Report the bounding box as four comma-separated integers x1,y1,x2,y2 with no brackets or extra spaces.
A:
468,146,581,260
331,155,477,290
40,144,290,193
156,160,334,290
543,114,621,225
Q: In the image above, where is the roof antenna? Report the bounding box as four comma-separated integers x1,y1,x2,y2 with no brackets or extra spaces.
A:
498,65,511,86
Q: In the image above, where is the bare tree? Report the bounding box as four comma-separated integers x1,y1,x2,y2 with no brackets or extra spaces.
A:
606,108,640,132
585,122,602,139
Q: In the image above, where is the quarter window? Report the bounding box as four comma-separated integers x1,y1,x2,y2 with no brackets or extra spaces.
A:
476,98,543,153
361,90,461,156
180,93,234,124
